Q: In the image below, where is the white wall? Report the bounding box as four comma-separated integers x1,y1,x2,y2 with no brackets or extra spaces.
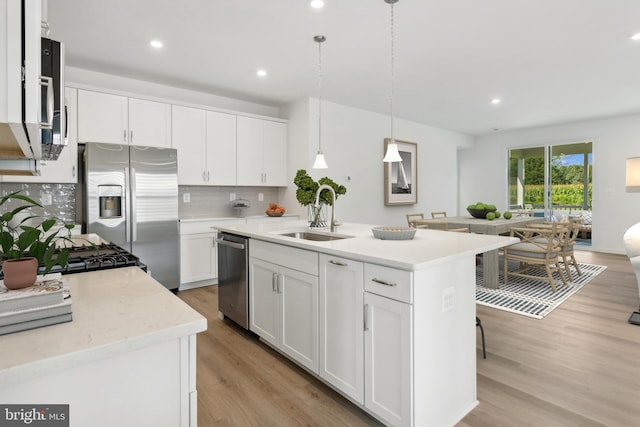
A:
459,113,640,254
282,98,474,226
66,66,280,117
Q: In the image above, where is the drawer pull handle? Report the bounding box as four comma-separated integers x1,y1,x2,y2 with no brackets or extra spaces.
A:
371,278,397,287
328,260,347,267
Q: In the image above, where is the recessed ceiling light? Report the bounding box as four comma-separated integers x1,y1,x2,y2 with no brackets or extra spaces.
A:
310,0,324,9
256,69,267,77
631,33,640,41
150,40,163,49
491,98,501,105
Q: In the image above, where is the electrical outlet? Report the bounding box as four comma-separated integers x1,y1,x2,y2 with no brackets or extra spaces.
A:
442,287,455,312
230,193,236,201
258,193,264,201
183,193,190,203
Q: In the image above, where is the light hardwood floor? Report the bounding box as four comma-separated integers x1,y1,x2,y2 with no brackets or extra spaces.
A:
178,250,640,426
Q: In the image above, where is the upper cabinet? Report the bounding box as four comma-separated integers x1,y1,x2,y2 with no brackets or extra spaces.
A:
77,90,171,148
128,98,171,147
0,0,42,160
172,105,206,185
172,107,236,186
3,87,78,183
237,116,287,186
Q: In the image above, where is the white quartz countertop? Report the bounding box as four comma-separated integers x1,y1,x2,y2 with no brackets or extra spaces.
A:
214,220,519,271
179,214,298,223
0,267,207,386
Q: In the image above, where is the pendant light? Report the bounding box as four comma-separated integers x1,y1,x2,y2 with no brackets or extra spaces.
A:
383,0,402,162
312,35,329,169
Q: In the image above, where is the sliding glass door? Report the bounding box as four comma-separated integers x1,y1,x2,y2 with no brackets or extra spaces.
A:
508,142,592,240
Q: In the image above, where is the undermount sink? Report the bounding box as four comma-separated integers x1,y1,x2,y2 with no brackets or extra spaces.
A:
277,231,352,242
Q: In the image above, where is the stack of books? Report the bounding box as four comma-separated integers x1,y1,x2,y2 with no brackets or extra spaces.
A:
0,273,72,336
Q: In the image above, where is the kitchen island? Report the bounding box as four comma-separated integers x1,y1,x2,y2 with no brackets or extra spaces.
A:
0,267,207,427
214,220,517,427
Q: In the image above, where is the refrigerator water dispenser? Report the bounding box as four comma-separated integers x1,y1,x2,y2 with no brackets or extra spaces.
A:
98,185,123,218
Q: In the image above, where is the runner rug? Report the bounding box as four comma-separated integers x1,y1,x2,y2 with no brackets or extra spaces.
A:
475,262,607,319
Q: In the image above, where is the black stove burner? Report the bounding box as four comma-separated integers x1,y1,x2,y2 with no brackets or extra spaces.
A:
0,243,147,279
52,243,147,274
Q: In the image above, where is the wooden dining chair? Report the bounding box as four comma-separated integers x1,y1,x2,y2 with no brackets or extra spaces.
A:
431,211,447,219
503,223,569,292
406,213,426,228
525,219,583,281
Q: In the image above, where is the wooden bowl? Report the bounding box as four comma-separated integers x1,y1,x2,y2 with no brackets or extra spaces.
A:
266,211,284,217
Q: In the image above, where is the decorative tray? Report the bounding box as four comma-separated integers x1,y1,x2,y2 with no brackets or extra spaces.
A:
371,226,417,240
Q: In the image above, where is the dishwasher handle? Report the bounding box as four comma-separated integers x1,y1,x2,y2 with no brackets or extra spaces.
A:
215,237,246,250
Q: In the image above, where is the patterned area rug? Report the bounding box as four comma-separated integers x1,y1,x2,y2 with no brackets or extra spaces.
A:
476,262,607,319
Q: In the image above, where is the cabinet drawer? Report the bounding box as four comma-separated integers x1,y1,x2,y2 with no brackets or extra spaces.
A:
364,264,412,304
250,240,318,276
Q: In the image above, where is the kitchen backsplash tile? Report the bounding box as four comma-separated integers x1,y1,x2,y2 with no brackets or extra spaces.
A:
0,183,76,223
0,183,282,223
179,186,280,218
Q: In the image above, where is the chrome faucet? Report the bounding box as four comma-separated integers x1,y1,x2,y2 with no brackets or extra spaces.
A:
315,184,337,232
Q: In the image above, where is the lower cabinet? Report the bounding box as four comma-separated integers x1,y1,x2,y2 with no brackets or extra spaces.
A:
180,232,217,284
249,240,319,372
364,292,413,427
319,254,364,404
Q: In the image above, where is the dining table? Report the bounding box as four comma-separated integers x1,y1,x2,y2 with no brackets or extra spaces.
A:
413,215,544,289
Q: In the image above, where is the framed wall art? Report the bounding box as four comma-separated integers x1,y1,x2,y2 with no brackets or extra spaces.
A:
384,138,417,206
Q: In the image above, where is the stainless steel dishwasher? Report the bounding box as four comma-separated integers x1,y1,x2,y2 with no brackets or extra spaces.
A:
216,232,249,329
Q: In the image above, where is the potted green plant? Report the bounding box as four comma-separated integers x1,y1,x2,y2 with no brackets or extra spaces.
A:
0,191,75,289
294,169,346,227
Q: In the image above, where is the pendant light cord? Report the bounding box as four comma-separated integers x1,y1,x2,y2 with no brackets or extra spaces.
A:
389,0,395,143
318,37,323,152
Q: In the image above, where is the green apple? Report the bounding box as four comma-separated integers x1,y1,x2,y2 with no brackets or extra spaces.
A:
503,211,512,219
486,212,495,220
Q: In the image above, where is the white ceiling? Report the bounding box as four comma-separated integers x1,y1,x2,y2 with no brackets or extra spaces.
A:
47,0,640,136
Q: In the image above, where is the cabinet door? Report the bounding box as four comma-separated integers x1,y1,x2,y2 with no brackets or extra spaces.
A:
77,90,128,144
249,257,279,346
319,255,364,403
128,98,171,147
172,105,207,185
3,87,78,183
206,111,236,185
364,292,413,427
279,266,318,372
236,116,264,185
262,120,287,186
180,233,216,284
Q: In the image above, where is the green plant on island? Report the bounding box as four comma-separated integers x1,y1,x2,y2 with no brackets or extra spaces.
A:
503,211,513,219
0,191,75,275
294,169,346,206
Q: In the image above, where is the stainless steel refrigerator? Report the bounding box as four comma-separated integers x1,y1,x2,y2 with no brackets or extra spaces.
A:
83,143,179,290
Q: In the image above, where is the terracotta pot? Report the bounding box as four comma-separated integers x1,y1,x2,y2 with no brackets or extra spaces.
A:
2,257,38,290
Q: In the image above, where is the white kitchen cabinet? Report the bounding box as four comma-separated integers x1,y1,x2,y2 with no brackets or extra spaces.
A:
0,0,42,160
236,116,287,186
172,107,236,185
249,240,318,372
128,98,171,147
179,219,244,287
364,291,413,427
180,232,216,284
319,254,365,404
77,90,128,144
206,111,236,185
172,105,207,185
3,87,78,183
77,90,171,147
